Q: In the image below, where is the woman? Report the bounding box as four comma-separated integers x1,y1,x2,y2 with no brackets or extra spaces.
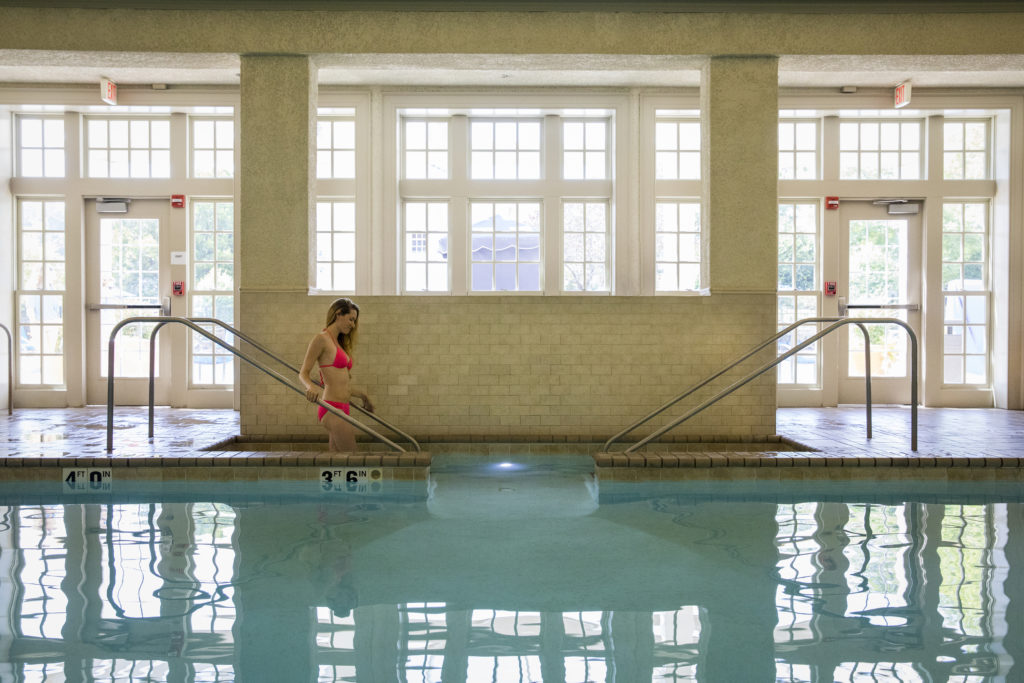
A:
299,298,374,452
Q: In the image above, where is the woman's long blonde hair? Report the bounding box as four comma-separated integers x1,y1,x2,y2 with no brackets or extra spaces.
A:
325,298,359,355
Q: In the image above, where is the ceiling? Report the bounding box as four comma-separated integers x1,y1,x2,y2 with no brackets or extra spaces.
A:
4,1,1024,89
3,51,1024,90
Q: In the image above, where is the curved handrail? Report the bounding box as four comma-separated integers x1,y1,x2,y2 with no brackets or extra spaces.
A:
603,317,873,451
0,323,12,415
106,316,405,453
147,317,420,451
621,317,918,453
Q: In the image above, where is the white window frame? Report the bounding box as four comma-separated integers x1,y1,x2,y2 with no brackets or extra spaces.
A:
84,115,172,179
189,198,236,388
942,118,991,181
838,117,924,180
776,199,822,387
190,116,235,179
16,197,67,388
382,93,630,296
312,96,372,294
778,118,820,180
640,95,704,296
16,114,66,178
940,200,991,387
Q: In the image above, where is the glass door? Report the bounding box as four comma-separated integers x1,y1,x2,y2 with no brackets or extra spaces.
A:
837,201,922,404
85,199,171,405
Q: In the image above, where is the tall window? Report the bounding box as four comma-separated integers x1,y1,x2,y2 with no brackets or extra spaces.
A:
654,116,700,180
563,201,609,292
191,200,235,385
403,118,448,179
778,120,818,179
563,120,607,180
652,109,702,293
839,119,922,180
777,202,819,385
403,201,449,293
470,201,541,292
317,114,356,179
941,202,989,385
396,107,615,295
470,119,541,180
17,199,66,386
943,120,990,180
655,202,701,292
191,118,234,178
17,116,65,178
315,201,356,292
86,117,171,178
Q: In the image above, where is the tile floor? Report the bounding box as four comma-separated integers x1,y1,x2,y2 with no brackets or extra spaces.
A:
1,405,1023,470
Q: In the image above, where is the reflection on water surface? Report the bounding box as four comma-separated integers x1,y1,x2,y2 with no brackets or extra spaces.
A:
0,471,1022,682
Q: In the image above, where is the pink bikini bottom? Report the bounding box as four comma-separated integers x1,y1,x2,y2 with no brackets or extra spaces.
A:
318,400,351,422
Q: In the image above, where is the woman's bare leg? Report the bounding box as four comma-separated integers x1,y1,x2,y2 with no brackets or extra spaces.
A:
323,412,357,452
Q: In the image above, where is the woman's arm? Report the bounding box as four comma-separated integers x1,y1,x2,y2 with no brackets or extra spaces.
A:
298,335,325,403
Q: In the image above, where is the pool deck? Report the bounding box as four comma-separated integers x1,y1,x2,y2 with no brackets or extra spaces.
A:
1,406,1024,479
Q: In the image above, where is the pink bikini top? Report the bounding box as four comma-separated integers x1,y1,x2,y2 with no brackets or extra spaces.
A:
319,340,353,371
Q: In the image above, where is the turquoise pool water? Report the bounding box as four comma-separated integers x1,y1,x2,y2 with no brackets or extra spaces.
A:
1,455,1022,682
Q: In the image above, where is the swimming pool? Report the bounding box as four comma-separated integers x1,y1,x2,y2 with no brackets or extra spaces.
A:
1,455,1022,682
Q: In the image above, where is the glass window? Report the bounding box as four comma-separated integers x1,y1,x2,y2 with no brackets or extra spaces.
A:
17,116,65,178
471,119,541,180
17,199,66,386
470,201,542,292
942,202,989,385
192,118,234,178
403,201,449,293
87,117,171,178
191,200,235,386
403,119,449,180
563,120,607,180
654,117,700,180
778,120,818,180
777,202,819,385
839,120,922,180
397,109,615,296
562,201,609,292
317,116,357,179
314,200,356,292
654,201,701,292
944,120,990,180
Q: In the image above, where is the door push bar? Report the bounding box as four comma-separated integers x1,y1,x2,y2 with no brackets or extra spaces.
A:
88,297,172,316
839,297,921,316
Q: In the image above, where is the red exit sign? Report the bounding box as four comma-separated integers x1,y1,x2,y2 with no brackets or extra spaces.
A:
894,82,911,109
100,77,117,105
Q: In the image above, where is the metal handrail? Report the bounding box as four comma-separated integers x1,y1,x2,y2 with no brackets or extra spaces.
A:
0,323,12,415
620,317,918,453
146,317,420,451
106,316,406,453
604,318,874,451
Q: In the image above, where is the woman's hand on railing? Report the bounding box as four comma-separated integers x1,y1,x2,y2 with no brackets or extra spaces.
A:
305,387,321,404
356,392,374,413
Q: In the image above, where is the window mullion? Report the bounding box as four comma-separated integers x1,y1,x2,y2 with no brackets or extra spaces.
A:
450,115,469,295
543,114,560,295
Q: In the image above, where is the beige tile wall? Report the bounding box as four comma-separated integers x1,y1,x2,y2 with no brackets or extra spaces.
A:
239,292,777,442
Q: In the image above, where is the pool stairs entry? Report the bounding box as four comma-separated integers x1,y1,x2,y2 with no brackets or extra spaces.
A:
104,316,916,457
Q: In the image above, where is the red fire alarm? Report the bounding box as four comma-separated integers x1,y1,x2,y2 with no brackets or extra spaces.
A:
826,197,840,210
171,194,185,208
824,281,837,296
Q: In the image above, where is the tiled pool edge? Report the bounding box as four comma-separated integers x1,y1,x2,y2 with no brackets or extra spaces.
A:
595,451,1024,481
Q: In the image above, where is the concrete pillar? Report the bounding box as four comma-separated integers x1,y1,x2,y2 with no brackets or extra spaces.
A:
238,54,316,292
701,56,779,293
